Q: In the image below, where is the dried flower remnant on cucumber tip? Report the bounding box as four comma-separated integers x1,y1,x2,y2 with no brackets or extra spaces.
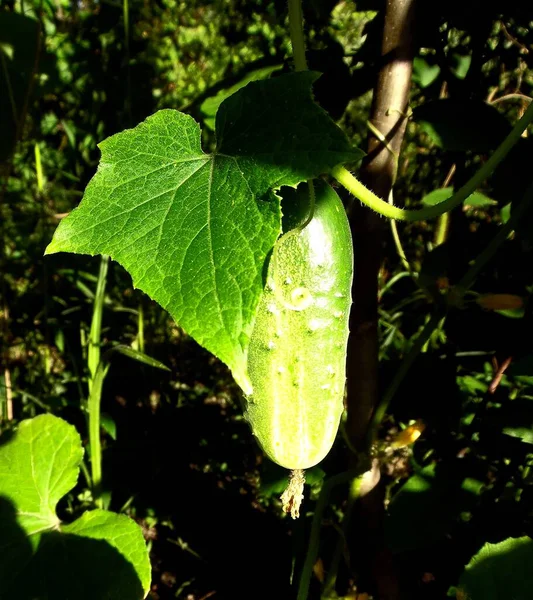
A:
281,469,306,519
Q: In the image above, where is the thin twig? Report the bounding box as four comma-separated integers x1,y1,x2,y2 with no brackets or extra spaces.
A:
490,93,532,105
489,356,513,394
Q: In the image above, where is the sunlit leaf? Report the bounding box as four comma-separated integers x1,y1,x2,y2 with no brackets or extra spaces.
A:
0,414,151,599
46,72,361,394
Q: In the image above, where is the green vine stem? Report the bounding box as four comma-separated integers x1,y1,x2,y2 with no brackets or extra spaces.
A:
87,255,109,506
321,474,365,596
288,0,307,72
388,191,413,277
364,120,412,274
433,164,456,247
88,255,109,391
287,0,316,227
332,99,533,221
296,469,361,600
136,301,145,352
288,0,533,225
88,357,110,507
123,0,132,123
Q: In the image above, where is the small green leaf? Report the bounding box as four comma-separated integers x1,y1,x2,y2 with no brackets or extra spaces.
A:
500,203,511,224
46,72,360,394
458,537,533,600
421,187,454,207
459,375,489,396
421,187,497,208
412,56,441,88
495,307,525,319
0,414,151,598
112,344,170,371
101,413,117,440
463,191,497,208
450,54,471,80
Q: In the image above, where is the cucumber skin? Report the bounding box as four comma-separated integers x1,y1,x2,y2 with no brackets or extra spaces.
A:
245,181,353,470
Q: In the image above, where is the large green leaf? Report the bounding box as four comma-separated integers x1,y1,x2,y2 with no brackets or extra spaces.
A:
457,537,533,600
0,414,151,599
46,72,360,394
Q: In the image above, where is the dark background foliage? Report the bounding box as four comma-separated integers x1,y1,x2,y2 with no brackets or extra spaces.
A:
1,1,533,598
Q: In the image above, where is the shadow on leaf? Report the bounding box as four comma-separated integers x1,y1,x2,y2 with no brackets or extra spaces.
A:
0,495,146,600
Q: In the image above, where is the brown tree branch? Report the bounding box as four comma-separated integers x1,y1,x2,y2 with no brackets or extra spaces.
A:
346,0,417,452
344,1,417,599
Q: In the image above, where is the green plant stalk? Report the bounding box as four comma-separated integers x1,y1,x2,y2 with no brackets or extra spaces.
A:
296,470,361,600
88,255,109,391
433,165,457,246
321,475,364,597
137,301,145,353
287,0,316,225
433,210,450,246
33,144,52,375
288,0,307,72
390,218,410,270
331,99,533,221
388,191,412,274
34,144,44,192
379,271,411,297
88,358,109,506
79,457,92,489
34,143,51,375
87,255,109,505
123,0,132,122
123,0,130,49
366,122,411,274
367,119,398,161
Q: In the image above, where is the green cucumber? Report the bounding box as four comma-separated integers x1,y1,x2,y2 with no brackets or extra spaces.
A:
245,180,353,474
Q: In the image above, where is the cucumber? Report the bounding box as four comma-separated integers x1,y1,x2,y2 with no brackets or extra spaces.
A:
245,180,353,475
